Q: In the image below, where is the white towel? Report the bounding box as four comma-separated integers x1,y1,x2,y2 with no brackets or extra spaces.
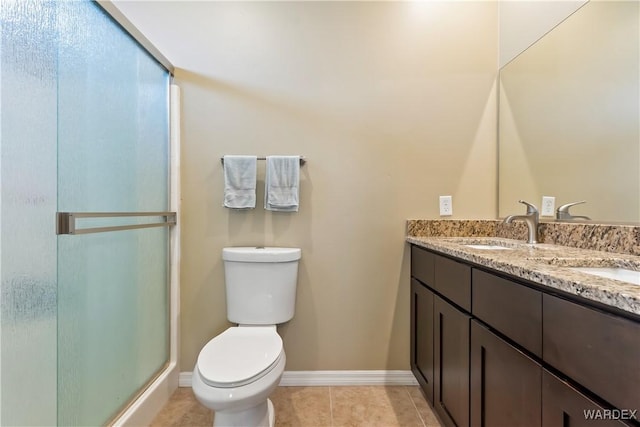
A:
223,155,257,209
264,156,300,212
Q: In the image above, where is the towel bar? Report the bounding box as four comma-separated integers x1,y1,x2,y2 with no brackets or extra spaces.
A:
220,156,306,166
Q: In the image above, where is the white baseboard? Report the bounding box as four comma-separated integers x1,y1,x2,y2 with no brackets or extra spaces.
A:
180,370,418,387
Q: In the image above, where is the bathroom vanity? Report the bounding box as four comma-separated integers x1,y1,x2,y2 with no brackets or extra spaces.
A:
408,234,640,427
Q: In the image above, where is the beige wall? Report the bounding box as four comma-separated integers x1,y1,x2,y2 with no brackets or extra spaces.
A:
177,1,498,371
499,0,586,67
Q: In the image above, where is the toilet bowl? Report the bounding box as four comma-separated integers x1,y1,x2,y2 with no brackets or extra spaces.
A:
192,326,285,427
192,247,301,427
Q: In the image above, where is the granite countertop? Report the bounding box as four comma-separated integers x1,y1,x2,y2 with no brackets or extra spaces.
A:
407,236,640,317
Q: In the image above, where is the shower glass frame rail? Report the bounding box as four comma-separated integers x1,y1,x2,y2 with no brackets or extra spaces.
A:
56,212,177,235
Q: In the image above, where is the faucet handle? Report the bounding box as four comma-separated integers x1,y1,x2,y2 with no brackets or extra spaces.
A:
557,200,586,213
518,200,539,215
556,201,589,220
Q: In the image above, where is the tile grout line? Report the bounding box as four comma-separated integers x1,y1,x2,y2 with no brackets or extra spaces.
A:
405,386,427,427
329,386,334,427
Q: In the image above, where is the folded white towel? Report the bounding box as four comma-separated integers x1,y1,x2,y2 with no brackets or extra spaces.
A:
223,155,257,209
264,156,300,212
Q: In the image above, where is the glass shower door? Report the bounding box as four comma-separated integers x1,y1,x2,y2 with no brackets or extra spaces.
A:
0,1,58,425
55,2,171,425
2,1,172,425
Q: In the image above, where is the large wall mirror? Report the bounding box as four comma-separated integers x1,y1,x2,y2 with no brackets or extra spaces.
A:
498,1,639,223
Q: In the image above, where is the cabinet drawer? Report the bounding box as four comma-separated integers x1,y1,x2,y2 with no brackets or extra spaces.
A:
411,245,434,287
434,254,471,311
472,269,542,356
543,294,640,413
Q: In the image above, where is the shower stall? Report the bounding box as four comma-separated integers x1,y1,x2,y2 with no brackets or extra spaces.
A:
1,0,179,425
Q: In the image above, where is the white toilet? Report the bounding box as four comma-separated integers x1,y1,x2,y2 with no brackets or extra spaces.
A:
192,247,301,427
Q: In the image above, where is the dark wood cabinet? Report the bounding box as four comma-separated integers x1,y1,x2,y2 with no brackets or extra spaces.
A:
472,269,542,357
543,294,640,413
434,295,470,427
412,246,435,286
542,369,627,427
411,278,434,404
410,244,640,427
434,254,471,311
470,320,541,427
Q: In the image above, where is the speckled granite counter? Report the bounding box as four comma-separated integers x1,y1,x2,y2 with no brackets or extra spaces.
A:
408,219,640,256
406,234,640,317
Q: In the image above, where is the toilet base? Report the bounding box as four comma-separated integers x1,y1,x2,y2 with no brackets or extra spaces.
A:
268,399,275,427
213,398,274,427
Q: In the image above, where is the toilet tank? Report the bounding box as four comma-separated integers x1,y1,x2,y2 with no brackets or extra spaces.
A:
223,247,301,325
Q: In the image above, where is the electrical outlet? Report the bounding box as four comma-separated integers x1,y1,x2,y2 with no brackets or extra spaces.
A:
439,195,453,216
541,196,555,217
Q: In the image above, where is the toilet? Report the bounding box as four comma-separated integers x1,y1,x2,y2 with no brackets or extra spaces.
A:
192,247,301,427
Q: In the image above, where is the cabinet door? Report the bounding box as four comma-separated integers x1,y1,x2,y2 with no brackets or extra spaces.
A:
470,320,541,427
542,370,627,427
411,278,434,404
435,296,471,427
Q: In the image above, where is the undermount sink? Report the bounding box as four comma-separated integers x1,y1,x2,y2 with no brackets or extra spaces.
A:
527,257,640,286
446,238,521,250
569,267,640,286
449,238,558,251
464,244,513,250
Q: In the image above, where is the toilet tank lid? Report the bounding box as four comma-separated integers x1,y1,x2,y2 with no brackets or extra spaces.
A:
223,247,301,263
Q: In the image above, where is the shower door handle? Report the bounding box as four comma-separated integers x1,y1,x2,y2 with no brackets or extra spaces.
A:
56,211,177,235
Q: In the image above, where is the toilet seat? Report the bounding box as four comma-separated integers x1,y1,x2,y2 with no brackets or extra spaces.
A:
197,327,283,388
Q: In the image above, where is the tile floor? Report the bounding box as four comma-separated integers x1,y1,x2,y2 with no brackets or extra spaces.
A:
150,386,442,427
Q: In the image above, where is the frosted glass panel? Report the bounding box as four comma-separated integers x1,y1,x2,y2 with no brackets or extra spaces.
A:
56,1,169,426
1,0,170,424
56,2,168,212
0,1,58,425
57,229,168,425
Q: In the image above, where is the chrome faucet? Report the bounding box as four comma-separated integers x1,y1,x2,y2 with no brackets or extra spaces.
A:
503,200,539,244
556,201,591,221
